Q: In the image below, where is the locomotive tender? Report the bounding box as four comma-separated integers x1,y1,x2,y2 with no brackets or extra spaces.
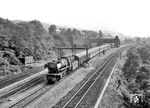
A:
45,44,114,83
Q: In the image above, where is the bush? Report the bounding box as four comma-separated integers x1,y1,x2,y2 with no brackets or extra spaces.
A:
121,46,150,108
138,46,150,64
122,48,140,81
48,25,56,34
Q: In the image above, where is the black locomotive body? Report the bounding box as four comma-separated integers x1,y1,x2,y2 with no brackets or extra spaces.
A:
45,56,74,83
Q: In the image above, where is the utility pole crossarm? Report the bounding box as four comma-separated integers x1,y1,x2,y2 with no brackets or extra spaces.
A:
56,47,88,50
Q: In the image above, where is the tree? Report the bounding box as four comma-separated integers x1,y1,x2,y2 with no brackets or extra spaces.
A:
48,25,56,34
114,35,121,47
138,46,150,64
53,34,61,40
0,38,9,50
99,30,103,37
122,48,140,81
135,37,141,43
121,46,150,108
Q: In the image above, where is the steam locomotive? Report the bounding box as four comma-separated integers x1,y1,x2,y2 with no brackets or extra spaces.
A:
44,44,114,83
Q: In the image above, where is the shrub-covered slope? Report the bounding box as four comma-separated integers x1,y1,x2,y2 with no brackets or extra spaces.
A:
0,18,56,77
0,17,116,77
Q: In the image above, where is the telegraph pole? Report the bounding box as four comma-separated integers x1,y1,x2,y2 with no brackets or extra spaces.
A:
120,52,121,59
99,45,100,57
86,48,88,61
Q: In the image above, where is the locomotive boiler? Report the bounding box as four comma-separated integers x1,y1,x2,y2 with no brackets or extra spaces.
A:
45,56,74,83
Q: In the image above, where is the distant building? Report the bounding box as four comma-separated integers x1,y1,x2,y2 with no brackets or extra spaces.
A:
91,35,120,47
18,56,34,65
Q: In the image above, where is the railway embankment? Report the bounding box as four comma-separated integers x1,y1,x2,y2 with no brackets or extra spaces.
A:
97,49,128,108
98,45,150,108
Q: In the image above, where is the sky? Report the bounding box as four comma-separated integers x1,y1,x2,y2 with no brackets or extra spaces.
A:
0,0,150,37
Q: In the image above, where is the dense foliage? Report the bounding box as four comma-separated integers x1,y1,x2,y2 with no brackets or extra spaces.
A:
0,18,55,76
120,46,150,108
137,45,150,64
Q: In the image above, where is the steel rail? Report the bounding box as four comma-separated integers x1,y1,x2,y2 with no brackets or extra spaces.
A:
62,53,117,108
8,84,48,108
0,75,45,101
0,65,44,89
61,46,128,108
74,56,118,108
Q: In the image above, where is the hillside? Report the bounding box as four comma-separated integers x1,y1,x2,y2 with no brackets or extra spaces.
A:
0,17,119,78
0,18,56,78
41,22,129,40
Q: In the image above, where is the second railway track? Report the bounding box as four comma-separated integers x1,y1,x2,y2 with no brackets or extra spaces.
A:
54,47,127,108
0,75,45,101
0,65,44,89
61,54,119,108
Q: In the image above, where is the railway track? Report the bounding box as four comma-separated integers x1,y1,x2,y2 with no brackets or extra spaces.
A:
61,54,118,108
0,75,45,101
53,47,128,108
7,64,91,108
8,81,53,108
0,65,44,89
